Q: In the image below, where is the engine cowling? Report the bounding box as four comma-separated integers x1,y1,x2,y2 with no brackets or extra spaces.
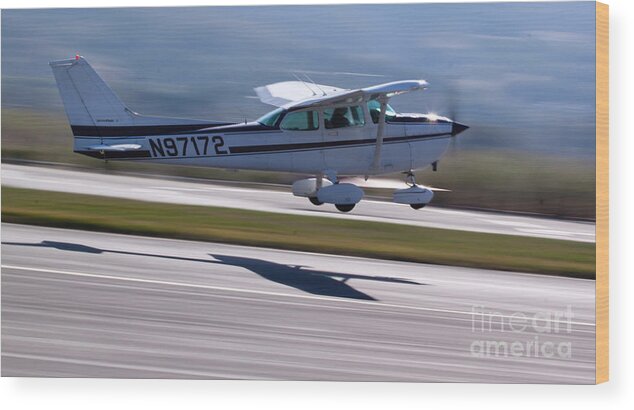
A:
393,185,434,206
292,178,334,197
317,183,364,205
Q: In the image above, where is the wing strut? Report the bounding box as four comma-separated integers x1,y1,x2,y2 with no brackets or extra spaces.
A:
368,97,388,177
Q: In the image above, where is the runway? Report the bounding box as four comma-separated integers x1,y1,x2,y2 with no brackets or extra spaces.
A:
1,164,595,242
1,224,596,382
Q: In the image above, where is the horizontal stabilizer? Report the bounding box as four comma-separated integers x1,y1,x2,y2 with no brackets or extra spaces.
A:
86,144,142,151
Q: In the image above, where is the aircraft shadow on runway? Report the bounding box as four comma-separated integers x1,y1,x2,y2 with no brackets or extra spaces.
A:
2,240,425,301
209,254,426,301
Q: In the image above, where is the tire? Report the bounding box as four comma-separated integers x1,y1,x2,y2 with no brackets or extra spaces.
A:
309,197,324,206
410,203,426,210
335,204,355,212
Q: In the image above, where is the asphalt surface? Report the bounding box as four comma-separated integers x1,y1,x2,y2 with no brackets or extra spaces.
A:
1,224,596,382
1,164,595,242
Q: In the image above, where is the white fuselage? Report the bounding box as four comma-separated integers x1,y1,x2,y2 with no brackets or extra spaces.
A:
74,115,453,176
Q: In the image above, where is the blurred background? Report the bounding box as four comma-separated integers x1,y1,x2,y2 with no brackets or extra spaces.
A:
1,2,596,219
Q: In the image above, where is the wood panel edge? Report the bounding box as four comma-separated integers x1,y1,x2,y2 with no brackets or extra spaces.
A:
595,0,609,385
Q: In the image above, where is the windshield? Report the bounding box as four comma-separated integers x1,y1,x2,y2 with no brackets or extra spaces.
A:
257,107,285,127
367,99,397,123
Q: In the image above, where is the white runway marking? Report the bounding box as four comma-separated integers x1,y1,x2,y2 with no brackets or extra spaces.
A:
2,352,247,379
517,228,596,236
1,224,597,381
2,164,596,242
480,218,545,228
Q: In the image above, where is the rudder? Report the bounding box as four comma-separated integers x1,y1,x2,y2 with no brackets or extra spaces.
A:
50,55,228,138
49,55,135,128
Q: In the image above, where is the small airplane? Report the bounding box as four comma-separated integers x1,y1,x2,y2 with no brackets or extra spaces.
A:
50,55,468,212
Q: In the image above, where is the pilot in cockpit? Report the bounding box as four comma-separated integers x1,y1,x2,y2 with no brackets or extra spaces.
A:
328,107,351,128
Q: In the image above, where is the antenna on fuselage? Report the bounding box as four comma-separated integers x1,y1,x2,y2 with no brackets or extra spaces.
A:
302,72,328,96
291,72,317,96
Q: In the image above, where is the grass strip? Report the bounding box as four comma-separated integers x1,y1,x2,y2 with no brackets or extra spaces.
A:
1,187,595,279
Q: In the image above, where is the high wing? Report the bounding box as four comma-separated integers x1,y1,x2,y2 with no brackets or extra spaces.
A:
254,80,428,109
255,79,430,178
254,81,348,107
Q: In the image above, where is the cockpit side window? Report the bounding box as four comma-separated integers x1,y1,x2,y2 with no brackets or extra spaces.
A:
367,99,397,124
280,110,319,131
323,105,365,129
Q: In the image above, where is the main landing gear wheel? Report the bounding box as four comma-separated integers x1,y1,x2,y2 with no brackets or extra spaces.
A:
335,204,355,212
410,203,426,210
309,197,324,206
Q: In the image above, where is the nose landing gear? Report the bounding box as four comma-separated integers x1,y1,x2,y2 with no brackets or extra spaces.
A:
405,171,417,187
393,171,434,210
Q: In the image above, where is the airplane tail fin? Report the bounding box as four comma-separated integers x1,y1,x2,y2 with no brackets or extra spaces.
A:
49,55,135,129
49,55,226,138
